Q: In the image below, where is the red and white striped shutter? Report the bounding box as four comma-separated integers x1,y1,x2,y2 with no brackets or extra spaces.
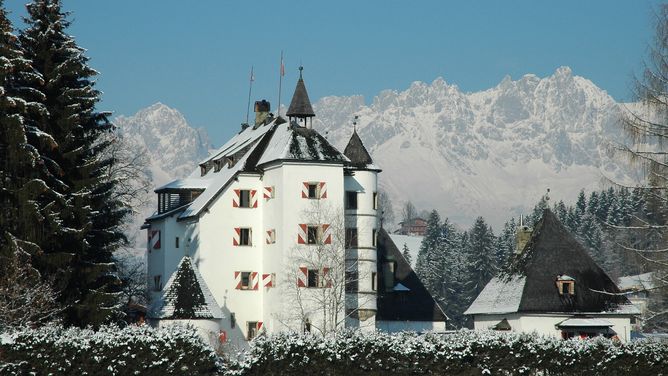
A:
233,227,241,246
322,224,332,244
149,230,161,249
263,186,273,200
251,272,259,290
266,229,276,244
234,271,242,289
301,182,309,198
232,189,241,207
297,224,307,244
297,267,308,287
262,273,274,288
250,190,258,208
322,267,332,287
319,182,327,199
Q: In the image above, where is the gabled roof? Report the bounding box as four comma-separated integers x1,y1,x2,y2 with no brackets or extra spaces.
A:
148,115,349,221
286,75,315,118
376,228,448,322
343,130,374,168
149,257,223,320
465,209,635,316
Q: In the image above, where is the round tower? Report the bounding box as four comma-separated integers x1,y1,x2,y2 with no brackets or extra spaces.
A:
343,128,381,331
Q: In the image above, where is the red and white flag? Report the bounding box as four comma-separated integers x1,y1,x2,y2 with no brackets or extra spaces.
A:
250,66,255,82
280,52,285,76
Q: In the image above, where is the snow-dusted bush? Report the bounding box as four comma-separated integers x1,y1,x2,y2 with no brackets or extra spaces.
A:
0,324,222,375
225,330,668,375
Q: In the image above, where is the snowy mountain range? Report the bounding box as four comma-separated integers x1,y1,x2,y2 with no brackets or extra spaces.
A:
114,66,633,231
313,66,630,228
113,103,213,248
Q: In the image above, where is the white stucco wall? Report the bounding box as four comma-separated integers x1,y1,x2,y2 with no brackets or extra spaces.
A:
376,320,447,333
473,313,633,342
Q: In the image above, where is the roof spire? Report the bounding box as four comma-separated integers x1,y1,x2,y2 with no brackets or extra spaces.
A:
287,66,315,128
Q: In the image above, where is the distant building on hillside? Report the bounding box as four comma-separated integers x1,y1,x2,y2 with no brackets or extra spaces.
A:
395,217,428,236
143,70,446,349
618,272,654,330
465,209,638,342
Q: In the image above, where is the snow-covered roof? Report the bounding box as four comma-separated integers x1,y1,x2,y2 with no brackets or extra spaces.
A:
556,318,613,328
256,122,349,166
617,272,654,292
155,177,213,191
393,283,411,292
149,257,223,320
466,209,635,316
464,276,526,315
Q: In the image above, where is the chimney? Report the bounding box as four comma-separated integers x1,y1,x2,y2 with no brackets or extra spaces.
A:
254,100,271,126
515,215,532,254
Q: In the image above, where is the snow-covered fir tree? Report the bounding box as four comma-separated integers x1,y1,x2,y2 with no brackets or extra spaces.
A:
0,0,60,329
19,0,127,326
465,217,496,297
401,243,412,265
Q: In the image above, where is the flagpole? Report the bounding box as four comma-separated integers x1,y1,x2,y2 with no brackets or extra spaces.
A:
245,66,254,124
277,50,284,117
246,65,255,124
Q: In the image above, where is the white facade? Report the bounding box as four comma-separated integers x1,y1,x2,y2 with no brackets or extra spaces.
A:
472,313,632,343
145,119,385,348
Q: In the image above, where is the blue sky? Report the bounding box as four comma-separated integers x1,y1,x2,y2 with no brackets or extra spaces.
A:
6,1,661,144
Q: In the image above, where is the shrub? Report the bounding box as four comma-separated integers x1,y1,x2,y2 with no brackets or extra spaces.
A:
0,324,222,375
225,330,668,376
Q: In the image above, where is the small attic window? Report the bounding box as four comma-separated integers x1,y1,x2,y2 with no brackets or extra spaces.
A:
556,275,575,296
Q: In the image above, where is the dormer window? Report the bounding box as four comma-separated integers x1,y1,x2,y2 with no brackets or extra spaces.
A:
556,275,575,296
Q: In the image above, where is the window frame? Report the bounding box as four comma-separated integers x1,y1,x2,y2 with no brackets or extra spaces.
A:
345,271,358,292
153,275,162,291
247,321,258,340
345,228,358,248
307,269,320,288
373,192,378,210
239,189,251,208
239,227,252,246
240,271,252,290
175,236,180,248
307,183,319,199
345,191,358,210
372,229,377,247
307,225,320,245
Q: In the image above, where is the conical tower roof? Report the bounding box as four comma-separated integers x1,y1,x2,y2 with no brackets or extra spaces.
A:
286,67,315,118
344,129,373,167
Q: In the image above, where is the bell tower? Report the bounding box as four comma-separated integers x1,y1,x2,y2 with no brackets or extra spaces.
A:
286,66,316,129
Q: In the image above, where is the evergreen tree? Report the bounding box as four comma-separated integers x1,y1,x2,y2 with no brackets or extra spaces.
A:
401,243,412,265
19,0,127,326
587,191,599,216
0,1,60,327
494,218,515,268
416,210,443,300
575,190,587,217
465,217,496,297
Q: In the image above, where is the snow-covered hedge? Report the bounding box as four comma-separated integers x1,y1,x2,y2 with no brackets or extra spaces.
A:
225,330,668,375
0,324,222,375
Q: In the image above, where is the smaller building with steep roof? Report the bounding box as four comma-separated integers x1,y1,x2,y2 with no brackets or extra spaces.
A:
465,209,638,342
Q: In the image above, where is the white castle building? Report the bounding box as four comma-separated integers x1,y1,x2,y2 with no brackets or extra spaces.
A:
144,69,446,348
